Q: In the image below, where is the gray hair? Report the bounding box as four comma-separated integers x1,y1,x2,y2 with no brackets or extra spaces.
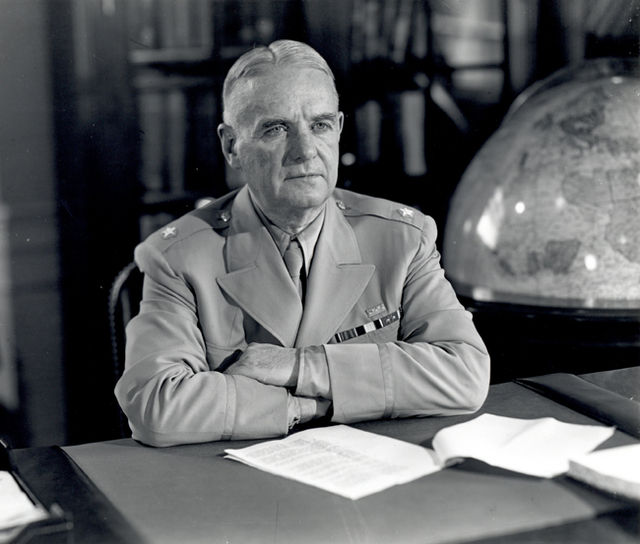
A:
222,40,338,121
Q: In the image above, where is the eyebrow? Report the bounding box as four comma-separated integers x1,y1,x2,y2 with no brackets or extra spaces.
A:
312,113,338,124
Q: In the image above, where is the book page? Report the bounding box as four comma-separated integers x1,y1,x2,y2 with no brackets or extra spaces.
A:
225,425,441,500
433,413,615,478
0,471,48,531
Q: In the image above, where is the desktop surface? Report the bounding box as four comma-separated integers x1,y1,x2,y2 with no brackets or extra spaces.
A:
12,367,640,544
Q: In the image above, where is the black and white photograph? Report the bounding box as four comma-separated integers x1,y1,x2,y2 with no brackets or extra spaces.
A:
0,1,638,542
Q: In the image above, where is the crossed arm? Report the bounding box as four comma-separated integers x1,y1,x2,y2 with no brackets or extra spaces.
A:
225,344,331,426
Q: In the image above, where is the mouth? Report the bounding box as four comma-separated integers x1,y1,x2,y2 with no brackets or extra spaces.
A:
285,173,324,181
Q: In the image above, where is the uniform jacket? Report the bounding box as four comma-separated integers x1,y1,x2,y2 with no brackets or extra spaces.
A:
115,186,490,446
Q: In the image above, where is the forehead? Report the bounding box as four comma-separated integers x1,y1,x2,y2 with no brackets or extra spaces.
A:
228,67,338,126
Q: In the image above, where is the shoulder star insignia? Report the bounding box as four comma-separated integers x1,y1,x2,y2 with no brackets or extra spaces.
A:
398,207,415,218
161,226,177,239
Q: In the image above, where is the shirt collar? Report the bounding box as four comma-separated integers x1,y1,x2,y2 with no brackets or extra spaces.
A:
249,192,326,275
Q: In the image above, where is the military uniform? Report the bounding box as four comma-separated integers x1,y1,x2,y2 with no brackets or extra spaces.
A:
115,186,490,446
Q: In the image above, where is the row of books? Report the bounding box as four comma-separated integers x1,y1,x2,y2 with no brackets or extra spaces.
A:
137,81,220,197
125,0,281,54
350,0,428,64
126,0,213,50
350,0,505,65
354,90,427,176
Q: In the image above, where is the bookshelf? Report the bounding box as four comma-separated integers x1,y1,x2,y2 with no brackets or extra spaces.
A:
125,0,218,238
337,0,511,232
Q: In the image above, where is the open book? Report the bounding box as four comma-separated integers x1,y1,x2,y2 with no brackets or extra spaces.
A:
431,413,614,478
568,443,640,501
225,414,614,500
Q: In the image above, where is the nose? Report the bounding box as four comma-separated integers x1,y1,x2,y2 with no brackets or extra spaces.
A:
286,128,317,163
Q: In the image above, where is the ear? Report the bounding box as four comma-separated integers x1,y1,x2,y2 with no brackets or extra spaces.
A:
337,111,344,136
217,123,241,169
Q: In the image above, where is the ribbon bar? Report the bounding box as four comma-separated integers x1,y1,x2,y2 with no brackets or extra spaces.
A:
332,308,403,344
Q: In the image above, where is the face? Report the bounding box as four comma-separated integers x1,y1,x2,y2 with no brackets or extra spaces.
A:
219,66,343,219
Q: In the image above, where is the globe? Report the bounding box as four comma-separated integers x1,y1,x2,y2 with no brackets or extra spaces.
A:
442,58,640,381
444,58,640,310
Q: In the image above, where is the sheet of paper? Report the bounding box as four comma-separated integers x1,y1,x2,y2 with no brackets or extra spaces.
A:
0,471,48,530
225,425,440,500
432,413,615,478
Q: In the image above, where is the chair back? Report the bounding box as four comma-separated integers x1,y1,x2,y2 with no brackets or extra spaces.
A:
108,262,143,436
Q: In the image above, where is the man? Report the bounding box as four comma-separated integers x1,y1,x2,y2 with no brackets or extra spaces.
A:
115,40,490,447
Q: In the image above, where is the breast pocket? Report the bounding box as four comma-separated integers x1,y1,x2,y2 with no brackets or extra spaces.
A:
343,320,400,344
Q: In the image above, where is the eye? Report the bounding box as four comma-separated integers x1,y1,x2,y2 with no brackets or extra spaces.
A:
263,125,287,138
312,121,332,132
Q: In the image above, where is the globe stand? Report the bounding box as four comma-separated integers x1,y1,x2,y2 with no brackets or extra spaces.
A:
460,296,640,383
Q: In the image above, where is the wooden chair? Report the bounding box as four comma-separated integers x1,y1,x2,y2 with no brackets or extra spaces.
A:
108,262,143,437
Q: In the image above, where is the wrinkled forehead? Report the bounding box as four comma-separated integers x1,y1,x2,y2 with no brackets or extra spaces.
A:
223,65,339,125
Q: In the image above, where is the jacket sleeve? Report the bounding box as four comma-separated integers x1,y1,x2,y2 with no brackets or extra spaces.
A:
114,242,289,447
296,216,490,423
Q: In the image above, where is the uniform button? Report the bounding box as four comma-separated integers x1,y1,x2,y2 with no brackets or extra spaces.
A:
219,211,231,222
336,200,347,210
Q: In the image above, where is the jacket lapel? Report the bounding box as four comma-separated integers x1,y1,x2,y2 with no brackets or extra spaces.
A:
217,187,303,347
295,199,375,347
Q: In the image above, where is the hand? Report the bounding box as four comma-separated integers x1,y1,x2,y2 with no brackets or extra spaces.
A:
224,343,299,387
297,396,331,424
287,395,331,430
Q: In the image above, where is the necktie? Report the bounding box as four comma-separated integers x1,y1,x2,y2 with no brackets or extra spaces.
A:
284,238,304,299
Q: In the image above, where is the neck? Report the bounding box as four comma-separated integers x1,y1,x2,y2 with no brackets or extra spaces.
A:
264,205,324,236
249,190,326,235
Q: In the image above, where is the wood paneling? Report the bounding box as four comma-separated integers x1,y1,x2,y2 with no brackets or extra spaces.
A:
0,0,66,446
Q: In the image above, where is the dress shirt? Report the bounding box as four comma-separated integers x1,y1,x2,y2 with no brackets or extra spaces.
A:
248,190,324,277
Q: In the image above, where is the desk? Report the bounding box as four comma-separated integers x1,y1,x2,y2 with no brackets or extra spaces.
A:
13,368,640,544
